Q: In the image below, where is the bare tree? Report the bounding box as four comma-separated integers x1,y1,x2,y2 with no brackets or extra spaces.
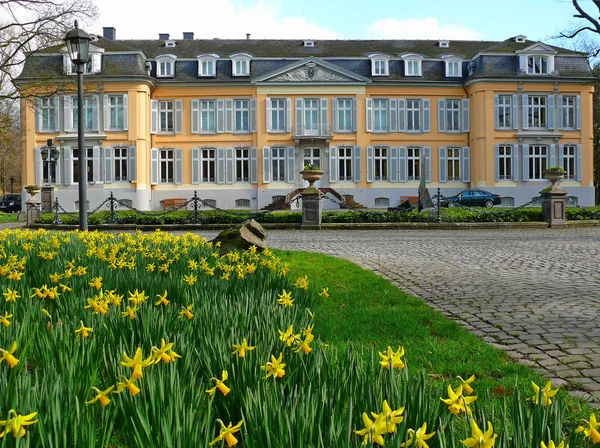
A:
0,100,20,193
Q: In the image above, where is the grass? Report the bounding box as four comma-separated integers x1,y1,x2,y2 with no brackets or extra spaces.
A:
0,213,18,223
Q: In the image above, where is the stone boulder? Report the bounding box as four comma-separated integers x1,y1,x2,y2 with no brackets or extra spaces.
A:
210,219,268,255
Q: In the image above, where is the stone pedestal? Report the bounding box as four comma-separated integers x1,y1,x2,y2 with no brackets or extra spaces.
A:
301,187,322,230
26,200,41,226
41,185,54,213
541,188,567,227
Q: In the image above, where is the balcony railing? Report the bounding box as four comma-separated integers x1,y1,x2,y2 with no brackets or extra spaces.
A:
292,124,333,139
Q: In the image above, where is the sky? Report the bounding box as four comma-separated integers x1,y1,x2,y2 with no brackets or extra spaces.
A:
83,0,595,46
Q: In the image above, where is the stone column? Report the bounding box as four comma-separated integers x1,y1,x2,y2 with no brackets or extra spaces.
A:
540,186,567,227
301,187,322,230
41,185,54,213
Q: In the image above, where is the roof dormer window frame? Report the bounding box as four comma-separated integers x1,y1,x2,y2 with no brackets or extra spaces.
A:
230,53,252,77
369,53,390,77
442,55,462,78
439,40,450,48
401,54,423,77
156,54,177,78
165,40,176,48
62,45,104,75
197,53,219,77
304,40,315,47
516,44,557,75
514,35,527,43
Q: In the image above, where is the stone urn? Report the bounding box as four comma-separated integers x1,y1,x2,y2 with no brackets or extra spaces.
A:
542,169,566,192
300,170,324,188
24,185,41,199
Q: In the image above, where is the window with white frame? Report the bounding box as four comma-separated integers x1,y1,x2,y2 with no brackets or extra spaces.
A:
271,147,286,182
235,147,250,182
338,146,353,181
198,55,218,77
113,147,129,182
160,149,175,183
201,148,216,182
270,99,286,132
372,58,389,76
560,96,576,129
107,95,125,130
200,100,215,133
497,95,512,129
405,59,421,76
527,95,547,129
446,60,461,77
407,147,421,181
234,99,250,132
159,101,174,133
447,147,461,181
497,145,512,180
72,148,94,183
373,99,388,132
156,55,176,77
39,98,57,132
407,99,421,132
374,146,388,181
374,197,389,207
235,199,250,208
562,145,576,180
446,100,461,132
528,145,548,180
72,97,97,131
337,98,353,132
527,55,549,74
231,55,251,76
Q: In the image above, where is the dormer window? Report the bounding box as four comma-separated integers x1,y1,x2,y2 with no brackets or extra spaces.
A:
439,40,450,48
527,55,549,74
369,54,390,76
304,40,315,47
443,56,462,77
517,43,556,75
231,53,251,76
402,54,423,76
197,54,219,77
63,46,103,75
156,54,177,78
165,40,176,48
514,35,526,43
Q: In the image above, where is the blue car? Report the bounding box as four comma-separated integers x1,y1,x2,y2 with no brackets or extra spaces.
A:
441,190,502,208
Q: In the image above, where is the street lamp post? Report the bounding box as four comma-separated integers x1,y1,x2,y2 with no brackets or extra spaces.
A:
64,20,91,231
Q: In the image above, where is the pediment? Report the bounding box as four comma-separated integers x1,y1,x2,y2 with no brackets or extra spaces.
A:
517,43,557,54
254,57,370,84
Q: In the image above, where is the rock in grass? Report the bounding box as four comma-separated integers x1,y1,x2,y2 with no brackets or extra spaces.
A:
211,219,268,255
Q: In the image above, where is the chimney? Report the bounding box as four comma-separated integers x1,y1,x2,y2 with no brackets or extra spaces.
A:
159,33,170,40
103,27,116,40
183,32,194,40
246,33,251,40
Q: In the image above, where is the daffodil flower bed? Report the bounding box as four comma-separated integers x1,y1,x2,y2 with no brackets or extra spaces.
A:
0,228,598,447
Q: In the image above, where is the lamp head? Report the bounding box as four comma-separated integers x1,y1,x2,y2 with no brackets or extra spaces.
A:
64,20,91,65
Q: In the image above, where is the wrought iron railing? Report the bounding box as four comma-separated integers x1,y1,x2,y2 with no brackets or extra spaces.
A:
292,124,333,138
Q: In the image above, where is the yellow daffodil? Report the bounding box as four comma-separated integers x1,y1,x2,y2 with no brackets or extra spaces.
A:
7,271,23,281
158,263,169,273
48,272,62,283
277,289,294,307
461,420,497,448
355,412,387,446
261,353,285,379
0,311,13,327
575,413,600,443
293,332,315,355
115,376,141,396
440,384,477,415
146,263,155,272
318,287,329,298
121,305,139,320
206,370,231,396
278,325,298,346
0,342,19,368
294,275,309,290
188,259,199,270
75,266,87,276
179,304,194,320
209,419,243,447
374,400,405,433
0,409,38,439
121,348,154,379
85,386,115,407
231,338,256,358
530,381,559,407
154,290,169,306
541,441,569,448
59,282,72,292
401,422,436,448
151,339,175,364
183,273,197,286
3,288,20,302
89,276,102,289
74,321,93,338
128,289,148,305
457,375,476,395
378,346,406,370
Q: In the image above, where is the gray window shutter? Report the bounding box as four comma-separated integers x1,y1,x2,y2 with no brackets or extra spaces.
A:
320,98,328,131
63,146,72,185
35,98,41,131
226,147,234,184
558,95,564,129
216,147,225,184
93,146,101,182
329,146,337,182
511,144,519,181
262,146,271,184
128,146,136,181
104,146,113,184
150,100,158,134
266,98,272,132
522,94,529,129
366,98,373,132
576,95,581,130
174,148,183,184
512,94,518,130
398,146,407,183
576,144,582,181
332,98,338,132
438,99,446,132
295,98,303,132
191,99,199,134
558,144,565,169
250,146,258,184
122,94,128,131
366,145,374,182
493,95,499,130
92,95,99,131
390,146,399,182
352,98,358,132
54,146,61,185
547,95,554,130
439,146,447,183
423,146,431,182
423,99,430,133
494,144,500,181
286,146,295,183
34,147,42,185
250,98,257,133
522,144,529,181
549,143,556,167
390,98,398,132
461,146,470,182
461,99,470,132
54,96,61,132
226,99,234,133
151,148,158,185
286,98,292,132
174,100,183,134
353,146,362,182
217,99,225,133
191,148,200,184
103,94,110,131
64,96,74,132
398,98,406,132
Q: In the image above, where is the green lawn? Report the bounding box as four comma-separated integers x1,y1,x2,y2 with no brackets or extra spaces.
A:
0,212,18,223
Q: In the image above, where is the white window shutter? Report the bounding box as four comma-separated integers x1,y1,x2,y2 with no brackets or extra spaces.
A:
123,94,128,131
423,99,430,133
93,146,101,182
576,144,582,181
191,148,200,184
438,99,446,132
250,146,258,184
423,146,431,182
225,99,233,133
522,144,529,181
191,99,199,134
63,146,72,185
129,146,136,181
175,100,183,134
494,144,500,181
53,96,61,132
461,146,470,182
266,98,272,132
352,98,358,132
295,98,303,132
92,95,99,131
353,146,362,182
286,146,295,183
216,147,225,184
576,95,581,130
64,96,73,132
397,99,406,132
225,147,234,184
150,100,158,134
389,98,398,132
549,144,556,167
103,94,110,131
390,146,399,182
320,98,328,131
522,94,529,129
547,95,554,130
332,98,338,132
92,53,101,73
250,98,257,133
329,146,337,182
558,95,564,129
175,148,183,184
366,98,373,132
262,146,271,184
398,146,407,183
151,148,158,185
104,146,113,184
34,147,42,185
461,99,470,132
493,95,499,130
286,98,292,132
511,144,519,181
366,145,374,182
216,99,225,133
512,94,518,130
439,146,447,183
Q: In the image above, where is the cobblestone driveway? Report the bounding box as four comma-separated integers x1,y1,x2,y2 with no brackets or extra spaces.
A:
203,227,600,404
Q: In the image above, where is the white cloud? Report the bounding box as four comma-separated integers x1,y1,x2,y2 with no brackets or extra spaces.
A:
92,0,338,40
366,17,483,40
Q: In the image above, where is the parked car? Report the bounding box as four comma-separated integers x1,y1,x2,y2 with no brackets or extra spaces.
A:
0,193,22,213
440,189,502,208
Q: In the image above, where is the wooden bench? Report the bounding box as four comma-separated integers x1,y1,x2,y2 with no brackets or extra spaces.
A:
400,196,419,206
161,198,187,211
